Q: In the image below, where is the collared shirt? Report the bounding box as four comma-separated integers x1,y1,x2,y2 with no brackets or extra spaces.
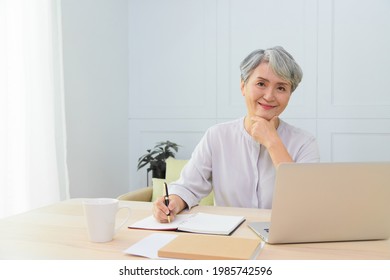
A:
169,117,320,209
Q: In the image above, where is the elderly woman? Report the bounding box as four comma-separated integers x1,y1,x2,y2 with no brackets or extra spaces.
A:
153,46,320,222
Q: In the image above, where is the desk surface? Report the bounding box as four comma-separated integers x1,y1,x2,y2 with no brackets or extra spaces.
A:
0,199,389,260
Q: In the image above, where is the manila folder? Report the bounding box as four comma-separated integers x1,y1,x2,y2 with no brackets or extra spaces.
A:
158,234,262,260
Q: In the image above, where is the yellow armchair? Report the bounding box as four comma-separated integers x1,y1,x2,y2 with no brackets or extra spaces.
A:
117,157,214,206
117,186,152,201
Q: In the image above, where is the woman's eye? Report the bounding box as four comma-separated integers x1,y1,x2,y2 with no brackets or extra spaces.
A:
277,86,286,92
257,82,265,87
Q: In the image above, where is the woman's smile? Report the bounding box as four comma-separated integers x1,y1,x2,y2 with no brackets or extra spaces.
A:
258,102,276,111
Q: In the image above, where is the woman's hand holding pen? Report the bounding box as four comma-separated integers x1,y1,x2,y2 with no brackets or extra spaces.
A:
152,194,186,223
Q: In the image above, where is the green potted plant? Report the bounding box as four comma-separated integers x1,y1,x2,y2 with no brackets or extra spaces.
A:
137,141,180,185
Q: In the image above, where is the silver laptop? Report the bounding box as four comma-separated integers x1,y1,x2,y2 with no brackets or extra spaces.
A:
248,162,390,244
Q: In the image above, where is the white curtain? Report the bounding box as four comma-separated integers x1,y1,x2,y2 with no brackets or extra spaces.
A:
0,0,69,219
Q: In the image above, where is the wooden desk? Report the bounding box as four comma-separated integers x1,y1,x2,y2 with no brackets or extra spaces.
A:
0,199,388,259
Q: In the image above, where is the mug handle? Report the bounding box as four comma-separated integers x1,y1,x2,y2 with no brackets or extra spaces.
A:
114,207,131,234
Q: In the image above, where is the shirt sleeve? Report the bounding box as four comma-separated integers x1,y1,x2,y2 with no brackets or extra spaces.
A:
279,121,321,163
295,136,320,163
168,128,214,209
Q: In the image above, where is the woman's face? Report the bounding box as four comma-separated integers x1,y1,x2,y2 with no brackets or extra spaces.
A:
241,62,292,121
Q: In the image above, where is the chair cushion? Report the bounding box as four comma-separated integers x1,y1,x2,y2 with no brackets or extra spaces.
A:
154,157,214,206
151,158,188,202
165,157,188,183
199,190,214,206
151,178,166,202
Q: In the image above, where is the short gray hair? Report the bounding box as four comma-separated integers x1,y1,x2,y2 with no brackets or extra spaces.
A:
239,46,303,92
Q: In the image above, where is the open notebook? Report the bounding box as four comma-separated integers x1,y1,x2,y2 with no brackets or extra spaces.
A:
129,213,245,235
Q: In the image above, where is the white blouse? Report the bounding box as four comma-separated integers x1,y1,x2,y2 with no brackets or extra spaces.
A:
169,117,320,209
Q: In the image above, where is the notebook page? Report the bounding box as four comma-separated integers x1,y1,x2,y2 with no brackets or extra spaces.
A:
177,213,245,235
124,233,178,259
129,214,193,230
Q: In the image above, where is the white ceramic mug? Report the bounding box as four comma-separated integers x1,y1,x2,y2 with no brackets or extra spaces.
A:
83,198,131,243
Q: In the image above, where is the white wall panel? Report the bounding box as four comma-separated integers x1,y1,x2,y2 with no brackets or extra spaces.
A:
129,119,216,189
216,0,318,119
318,119,390,162
283,118,317,139
61,0,390,197
129,0,217,119
127,0,390,193
318,0,390,118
